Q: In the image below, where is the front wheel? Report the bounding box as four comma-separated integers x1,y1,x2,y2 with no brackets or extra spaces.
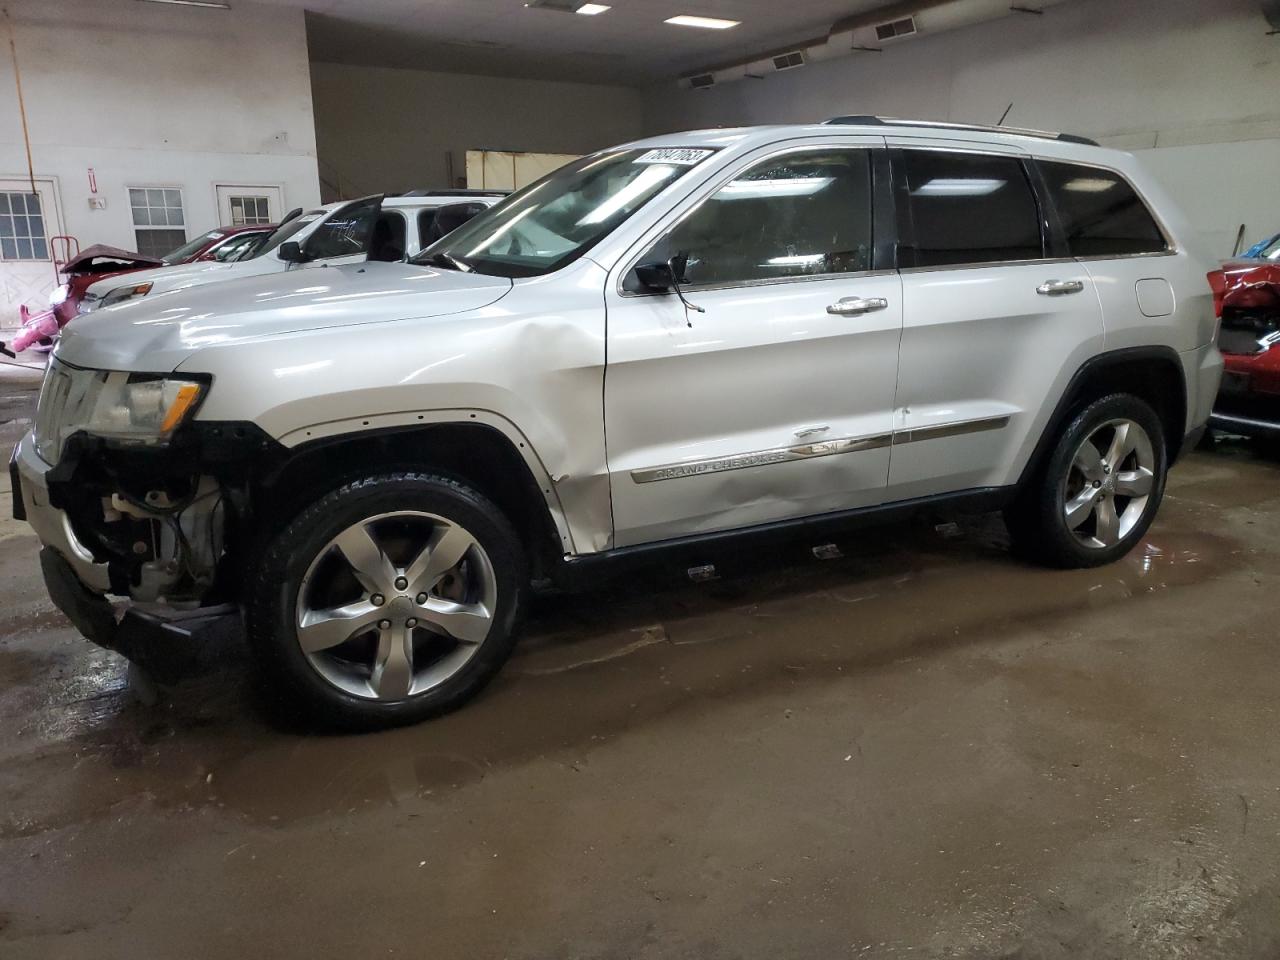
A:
1005,394,1167,568
246,473,526,730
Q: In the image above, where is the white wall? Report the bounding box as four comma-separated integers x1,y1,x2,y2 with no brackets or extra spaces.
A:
642,0,1280,258
0,0,320,324
310,62,644,197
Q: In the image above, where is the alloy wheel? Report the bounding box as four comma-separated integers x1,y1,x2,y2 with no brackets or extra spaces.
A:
294,511,497,700
1062,418,1156,549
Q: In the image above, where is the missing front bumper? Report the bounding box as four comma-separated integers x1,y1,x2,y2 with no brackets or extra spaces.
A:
39,546,240,683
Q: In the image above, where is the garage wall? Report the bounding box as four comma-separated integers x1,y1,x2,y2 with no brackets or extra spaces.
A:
642,0,1280,257
0,0,320,323
310,62,644,197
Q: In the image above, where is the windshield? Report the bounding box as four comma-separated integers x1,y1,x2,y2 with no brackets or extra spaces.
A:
251,209,326,258
1260,236,1280,261
162,231,221,264
412,148,718,278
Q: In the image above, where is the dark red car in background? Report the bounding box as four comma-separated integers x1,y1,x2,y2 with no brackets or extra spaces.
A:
1209,248,1280,438
4,222,274,356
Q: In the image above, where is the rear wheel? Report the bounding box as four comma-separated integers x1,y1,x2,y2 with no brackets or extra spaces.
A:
1006,394,1167,568
247,473,526,729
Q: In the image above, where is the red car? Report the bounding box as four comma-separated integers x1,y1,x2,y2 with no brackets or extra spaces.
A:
5,223,274,355
1209,258,1280,438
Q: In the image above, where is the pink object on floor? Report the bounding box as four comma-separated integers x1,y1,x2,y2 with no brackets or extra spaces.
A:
10,304,60,354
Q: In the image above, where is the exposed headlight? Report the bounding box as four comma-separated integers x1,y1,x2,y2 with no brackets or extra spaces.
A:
48,283,69,307
100,281,153,309
33,360,206,464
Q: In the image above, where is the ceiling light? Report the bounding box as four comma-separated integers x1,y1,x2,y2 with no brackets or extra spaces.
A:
136,0,230,7
576,3,611,13
665,14,740,29
912,178,1005,197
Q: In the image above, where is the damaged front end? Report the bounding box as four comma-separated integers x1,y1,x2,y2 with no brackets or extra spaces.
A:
18,358,281,676
1212,268,1280,437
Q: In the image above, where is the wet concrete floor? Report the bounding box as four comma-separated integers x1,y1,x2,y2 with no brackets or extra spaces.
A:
3,361,1280,958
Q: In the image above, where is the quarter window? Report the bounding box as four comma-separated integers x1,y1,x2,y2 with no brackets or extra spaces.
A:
1039,161,1168,257
901,151,1043,267
643,149,874,287
129,187,186,258
0,192,49,260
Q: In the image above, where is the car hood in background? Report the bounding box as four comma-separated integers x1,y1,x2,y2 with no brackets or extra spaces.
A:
61,244,165,274
55,261,514,371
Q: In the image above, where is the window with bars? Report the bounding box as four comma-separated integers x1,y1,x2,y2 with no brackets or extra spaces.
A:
0,192,49,261
229,195,271,226
129,187,186,258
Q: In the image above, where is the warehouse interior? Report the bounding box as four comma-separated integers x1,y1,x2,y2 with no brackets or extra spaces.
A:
2,0,1280,956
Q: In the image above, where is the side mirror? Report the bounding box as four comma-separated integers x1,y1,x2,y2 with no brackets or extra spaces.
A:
633,260,675,292
278,241,308,264
634,252,691,292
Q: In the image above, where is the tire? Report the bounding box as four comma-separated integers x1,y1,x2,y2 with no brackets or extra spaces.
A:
1005,393,1167,569
246,472,526,730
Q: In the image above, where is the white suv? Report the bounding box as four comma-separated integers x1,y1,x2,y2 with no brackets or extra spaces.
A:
12,118,1222,728
77,192,504,312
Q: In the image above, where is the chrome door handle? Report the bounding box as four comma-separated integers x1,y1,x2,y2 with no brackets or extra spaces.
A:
827,296,889,316
1036,279,1085,296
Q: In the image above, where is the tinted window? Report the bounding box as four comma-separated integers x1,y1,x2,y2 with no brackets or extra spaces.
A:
303,196,380,260
1040,161,1167,258
902,151,1043,267
643,149,873,287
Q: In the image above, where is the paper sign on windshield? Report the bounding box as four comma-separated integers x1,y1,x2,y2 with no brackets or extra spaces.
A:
635,148,714,166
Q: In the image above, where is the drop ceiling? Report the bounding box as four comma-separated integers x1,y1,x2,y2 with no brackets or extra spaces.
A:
252,0,913,84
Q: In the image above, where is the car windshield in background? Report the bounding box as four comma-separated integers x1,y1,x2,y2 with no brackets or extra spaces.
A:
161,231,221,264
1261,236,1280,261
413,148,719,278
252,209,325,258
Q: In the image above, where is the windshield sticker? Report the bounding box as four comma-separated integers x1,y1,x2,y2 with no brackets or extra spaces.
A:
635,148,714,166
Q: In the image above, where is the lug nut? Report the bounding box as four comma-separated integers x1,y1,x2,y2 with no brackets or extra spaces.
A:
378,619,391,630
394,576,408,590
415,592,428,604
371,593,385,606
406,618,418,628
1093,480,1102,488
1103,465,1111,474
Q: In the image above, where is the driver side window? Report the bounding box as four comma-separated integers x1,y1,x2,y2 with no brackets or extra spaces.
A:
643,148,873,288
303,196,380,260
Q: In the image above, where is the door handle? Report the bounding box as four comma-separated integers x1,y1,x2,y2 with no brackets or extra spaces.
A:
827,296,889,316
1036,279,1085,296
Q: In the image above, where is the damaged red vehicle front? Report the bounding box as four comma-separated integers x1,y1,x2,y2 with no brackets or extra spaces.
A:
1210,259,1280,438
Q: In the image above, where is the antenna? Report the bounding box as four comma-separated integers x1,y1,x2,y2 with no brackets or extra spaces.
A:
997,102,1014,126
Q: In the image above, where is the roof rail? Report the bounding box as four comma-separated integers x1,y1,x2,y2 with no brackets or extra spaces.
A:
824,115,1099,147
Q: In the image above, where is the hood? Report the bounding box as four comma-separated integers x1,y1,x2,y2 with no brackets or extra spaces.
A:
83,258,248,297
62,244,164,274
56,261,514,371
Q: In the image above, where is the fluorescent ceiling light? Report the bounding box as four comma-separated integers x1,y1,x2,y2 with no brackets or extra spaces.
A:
1062,177,1117,193
576,2,611,13
136,0,230,7
719,176,833,199
665,14,740,29
912,178,1005,197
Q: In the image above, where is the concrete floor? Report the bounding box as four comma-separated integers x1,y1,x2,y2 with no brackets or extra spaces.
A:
3,360,1280,959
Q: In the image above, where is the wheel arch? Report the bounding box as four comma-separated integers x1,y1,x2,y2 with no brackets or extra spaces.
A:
255,418,573,576
1017,346,1188,490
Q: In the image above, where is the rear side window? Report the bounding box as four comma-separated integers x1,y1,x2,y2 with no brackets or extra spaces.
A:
1039,161,1168,258
901,151,1043,267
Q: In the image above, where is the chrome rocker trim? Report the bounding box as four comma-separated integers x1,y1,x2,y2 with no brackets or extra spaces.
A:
631,415,1011,484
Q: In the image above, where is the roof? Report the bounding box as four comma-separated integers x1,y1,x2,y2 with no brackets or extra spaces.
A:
618,119,1127,164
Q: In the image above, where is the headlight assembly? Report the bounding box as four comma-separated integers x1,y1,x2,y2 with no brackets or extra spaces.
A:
32,360,206,463
100,281,153,308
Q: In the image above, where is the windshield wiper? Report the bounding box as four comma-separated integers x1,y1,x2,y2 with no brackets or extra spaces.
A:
418,251,472,273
